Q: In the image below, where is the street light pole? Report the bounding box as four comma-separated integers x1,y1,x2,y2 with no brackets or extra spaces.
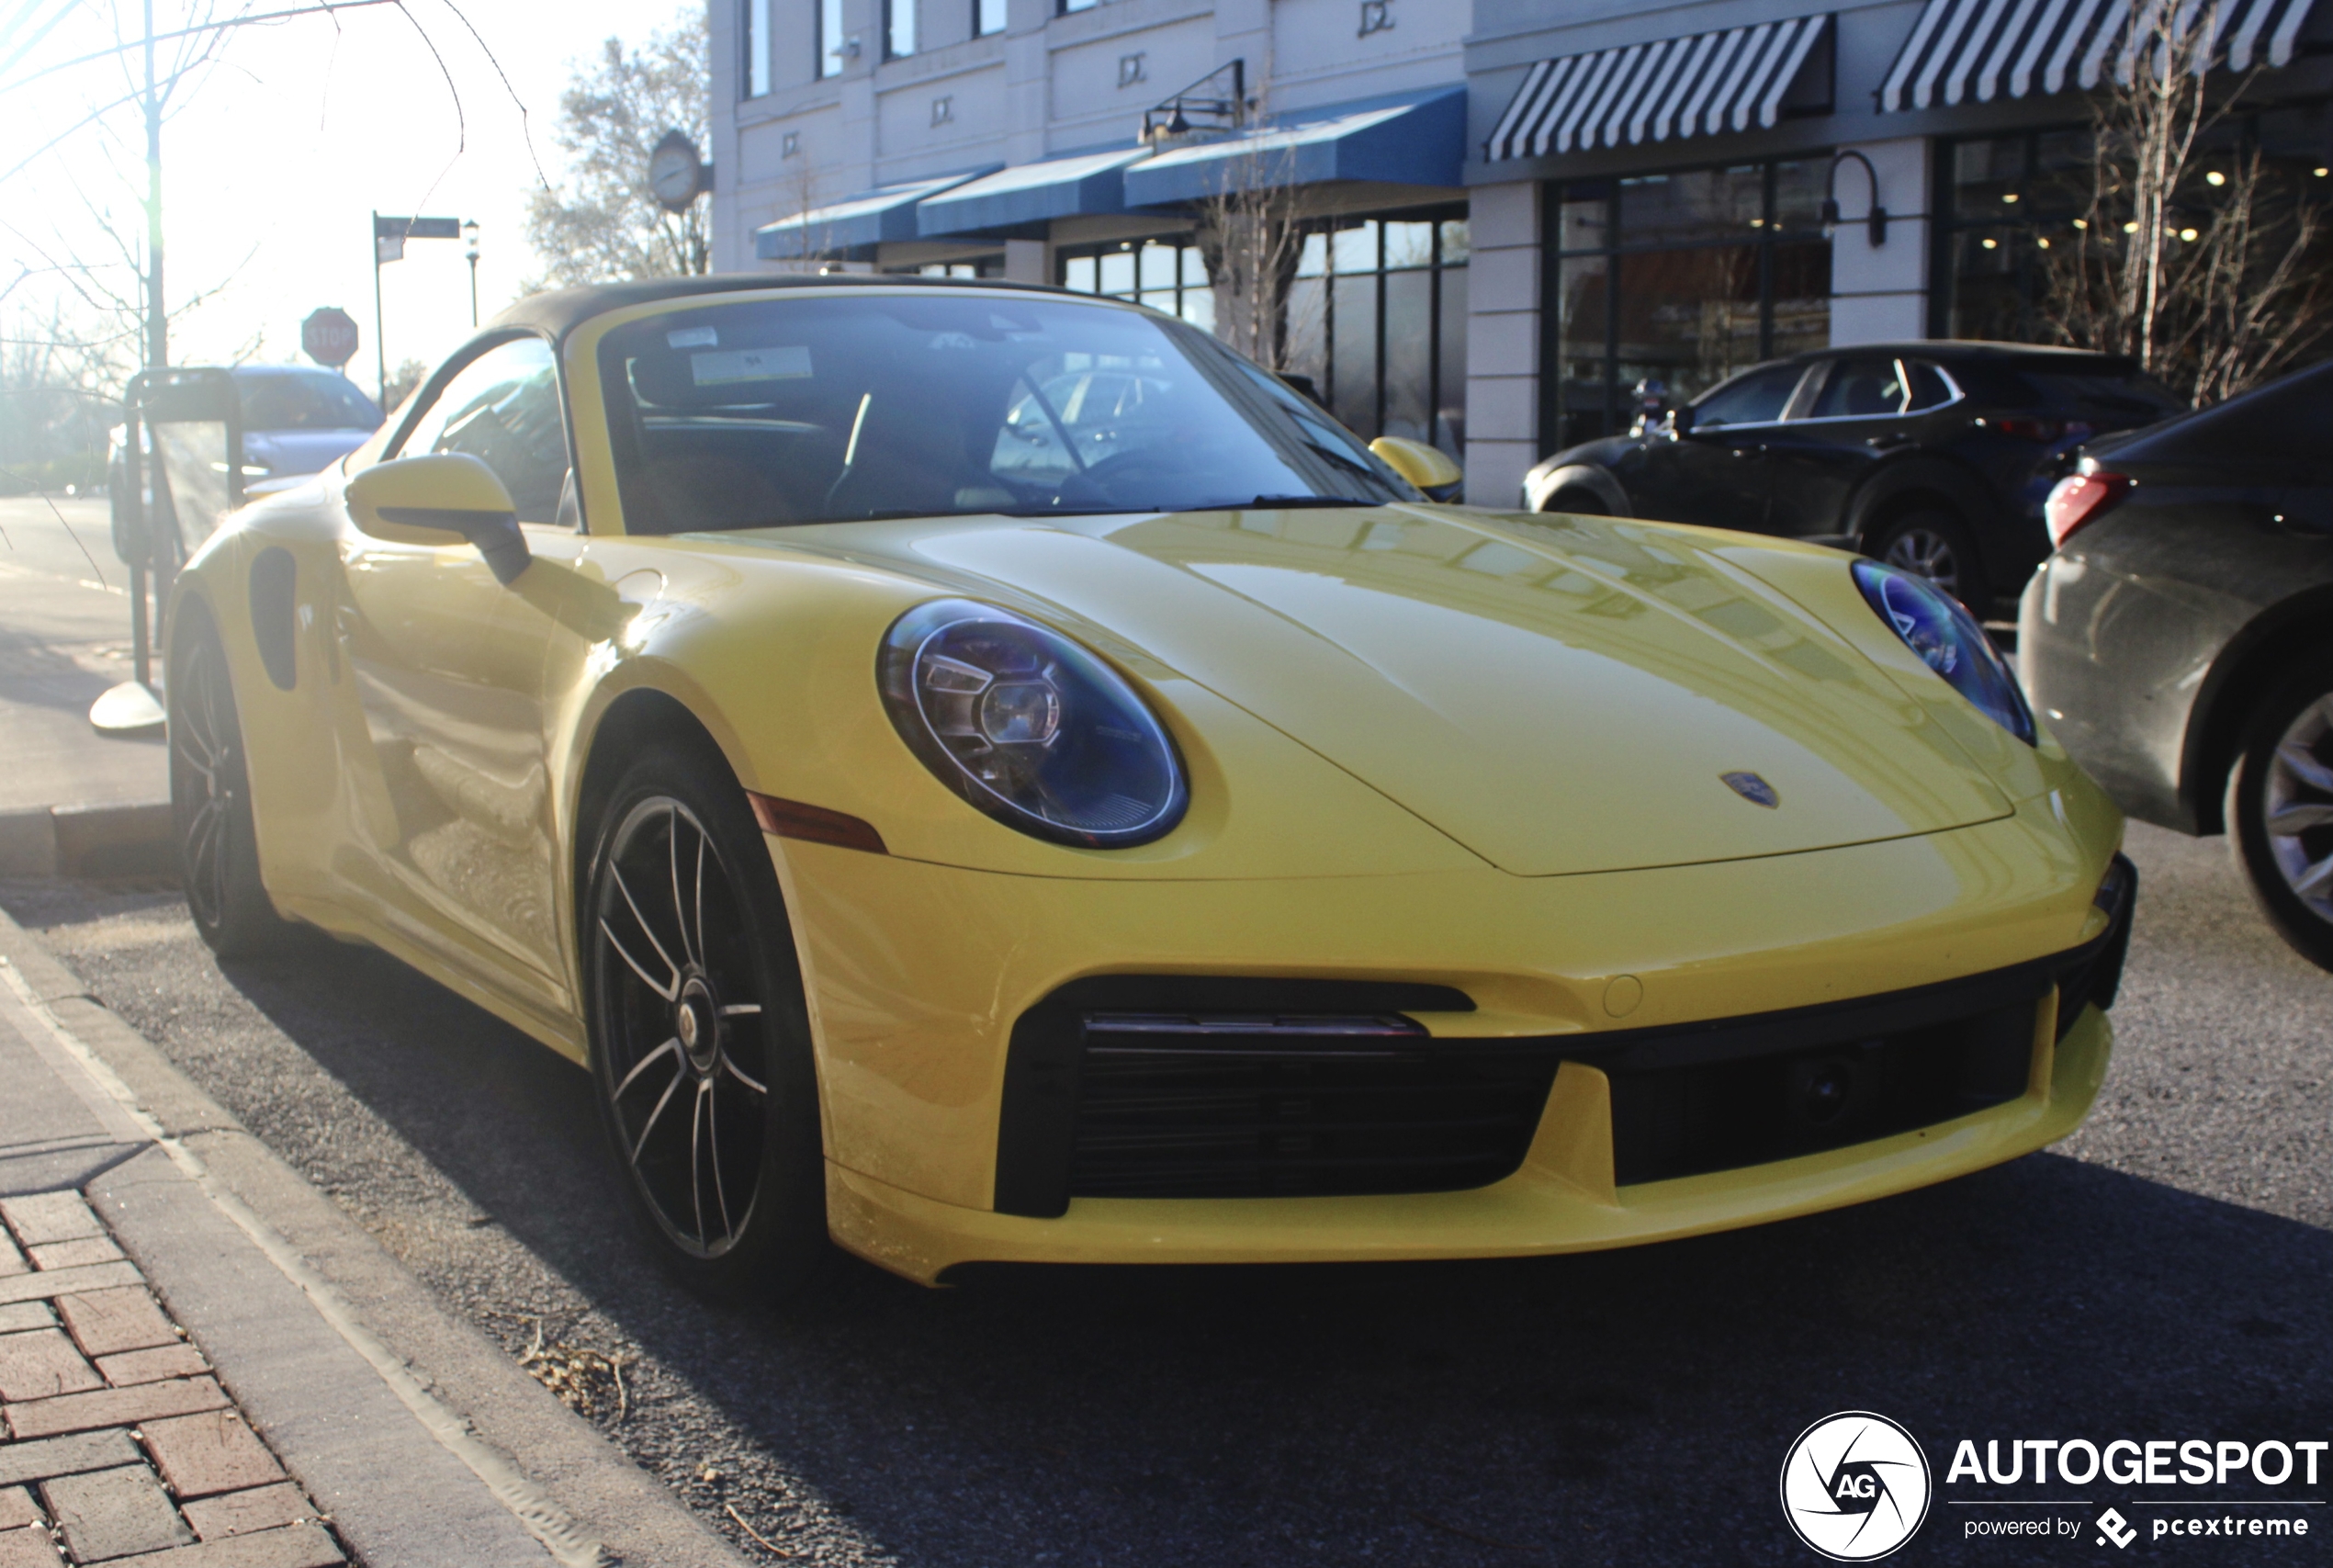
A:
373,209,388,408
462,219,479,328
142,0,164,369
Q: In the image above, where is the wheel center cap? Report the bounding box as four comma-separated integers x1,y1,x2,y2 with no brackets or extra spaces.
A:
676,977,716,1073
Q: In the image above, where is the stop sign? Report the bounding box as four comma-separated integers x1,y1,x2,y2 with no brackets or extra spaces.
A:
302,308,360,367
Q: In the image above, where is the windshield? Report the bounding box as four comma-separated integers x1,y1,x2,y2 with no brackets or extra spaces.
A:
235,369,381,431
595,291,1416,532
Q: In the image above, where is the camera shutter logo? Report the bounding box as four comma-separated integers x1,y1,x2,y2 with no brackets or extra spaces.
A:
1780,1412,1933,1561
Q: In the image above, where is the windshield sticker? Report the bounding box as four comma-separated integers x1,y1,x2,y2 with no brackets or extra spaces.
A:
690,346,811,385
666,326,719,348
929,332,978,350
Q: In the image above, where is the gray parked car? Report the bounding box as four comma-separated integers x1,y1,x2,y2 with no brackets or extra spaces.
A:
109,365,381,569
2020,356,2333,970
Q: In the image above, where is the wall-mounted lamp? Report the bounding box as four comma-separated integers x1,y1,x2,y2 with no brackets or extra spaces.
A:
1820,149,1888,246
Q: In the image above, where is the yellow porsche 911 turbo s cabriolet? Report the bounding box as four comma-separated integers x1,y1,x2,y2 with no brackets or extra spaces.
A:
165,276,2133,1298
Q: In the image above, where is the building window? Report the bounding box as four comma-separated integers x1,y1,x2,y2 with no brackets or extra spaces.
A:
1058,239,1215,331
1059,0,1100,12
1933,105,2333,342
743,0,771,96
975,0,1006,35
890,259,1005,277
818,0,845,77
1281,213,1469,455
885,0,916,59
1545,160,1831,453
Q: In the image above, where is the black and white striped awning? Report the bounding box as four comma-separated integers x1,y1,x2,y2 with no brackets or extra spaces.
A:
1881,0,2318,112
1484,15,1831,163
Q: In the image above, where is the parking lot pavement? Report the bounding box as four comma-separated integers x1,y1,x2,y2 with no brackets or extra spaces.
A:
0,818,2326,1567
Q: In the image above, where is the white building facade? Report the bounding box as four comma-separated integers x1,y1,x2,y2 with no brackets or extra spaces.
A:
710,0,2332,504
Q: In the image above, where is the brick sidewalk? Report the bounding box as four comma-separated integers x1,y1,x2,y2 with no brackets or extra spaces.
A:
0,1191,344,1568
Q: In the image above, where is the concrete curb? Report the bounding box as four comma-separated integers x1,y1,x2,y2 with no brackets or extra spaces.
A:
0,803,176,882
0,909,751,1568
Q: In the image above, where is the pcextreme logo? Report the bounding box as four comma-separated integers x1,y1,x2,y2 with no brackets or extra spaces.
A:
1781,1411,1934,1562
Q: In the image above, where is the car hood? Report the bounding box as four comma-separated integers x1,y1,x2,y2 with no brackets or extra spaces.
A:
738,505,2012,876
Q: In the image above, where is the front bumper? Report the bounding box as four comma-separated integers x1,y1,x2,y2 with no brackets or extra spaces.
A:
772,791,2125,1284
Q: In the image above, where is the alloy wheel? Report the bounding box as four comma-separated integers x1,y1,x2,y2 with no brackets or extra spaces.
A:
171,636,237,931
2262,694,2333,925
1881,527,1962,600
593,796,772,1258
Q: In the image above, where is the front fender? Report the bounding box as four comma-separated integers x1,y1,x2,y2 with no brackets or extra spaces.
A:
1524,462,1633,517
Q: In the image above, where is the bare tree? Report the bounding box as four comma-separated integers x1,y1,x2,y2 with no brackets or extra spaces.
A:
524,14,710,287
2041,1,2333,404
1181,73,1314,370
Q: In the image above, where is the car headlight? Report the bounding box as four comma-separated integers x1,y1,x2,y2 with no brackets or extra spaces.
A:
878,599,1189,848
1851,559,2034,744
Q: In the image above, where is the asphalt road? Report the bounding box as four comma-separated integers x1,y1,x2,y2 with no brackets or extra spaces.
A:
2,818,2327,1568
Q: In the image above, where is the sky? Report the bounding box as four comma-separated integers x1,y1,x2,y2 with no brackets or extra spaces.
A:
1,0,696,403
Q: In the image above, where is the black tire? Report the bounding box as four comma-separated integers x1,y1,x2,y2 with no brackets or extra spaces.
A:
1543,488,1608,516
1867,510,1990,615
2225,660,2333,973
583,739,831,1302
169,609,298,957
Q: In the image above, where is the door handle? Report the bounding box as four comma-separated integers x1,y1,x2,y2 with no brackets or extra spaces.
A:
1865,433,1913,450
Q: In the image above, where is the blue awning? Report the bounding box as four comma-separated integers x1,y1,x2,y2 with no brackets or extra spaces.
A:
755,167,999,261
1120,88,1465,209
917,146,1151,239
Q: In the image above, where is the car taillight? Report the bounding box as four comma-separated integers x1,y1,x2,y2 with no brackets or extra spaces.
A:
1991,416,2065,442
2045,471,2132,547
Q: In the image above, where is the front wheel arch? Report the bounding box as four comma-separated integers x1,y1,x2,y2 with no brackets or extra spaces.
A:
2181,589,2333,835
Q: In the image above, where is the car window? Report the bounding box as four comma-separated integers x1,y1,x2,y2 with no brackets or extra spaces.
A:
1691,365,1802,428
1903,362,1955,412
237,370,381,431
391,337,569,525
2008,365,2186,421
1809,357,1908,420
592,294,1414,533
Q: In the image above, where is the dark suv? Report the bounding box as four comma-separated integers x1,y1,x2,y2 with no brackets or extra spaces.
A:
1523,342,2185,615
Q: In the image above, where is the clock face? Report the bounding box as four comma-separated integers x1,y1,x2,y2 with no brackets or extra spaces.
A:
651,146,696,204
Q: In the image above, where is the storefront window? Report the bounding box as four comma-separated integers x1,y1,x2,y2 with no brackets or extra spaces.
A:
1281,212,1470,454
1546,159,1831,453
1062,216,1469,457
1059,240,1213,330
1936,108,2333,342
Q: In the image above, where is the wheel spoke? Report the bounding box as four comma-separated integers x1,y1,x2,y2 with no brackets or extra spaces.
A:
2293,852,2333,898
629,1058,686,1164
669,807,700,971
718,1003,761,1017
606,867,681,994
2275,741,2333,795
599,918,679,1002
721,1051,767,1096
689,1078,708,1245
705,1077,732,1245
614,1036,680,1098
693,832,707,976
2267,802,2333,835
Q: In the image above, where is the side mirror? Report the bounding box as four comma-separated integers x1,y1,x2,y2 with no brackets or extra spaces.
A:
1666,404,1697,437
1369,435,1463,500
1277,372,1323,406
345,453,530,584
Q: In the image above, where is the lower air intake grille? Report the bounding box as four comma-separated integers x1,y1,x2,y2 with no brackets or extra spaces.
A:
1069,1014,1558,1200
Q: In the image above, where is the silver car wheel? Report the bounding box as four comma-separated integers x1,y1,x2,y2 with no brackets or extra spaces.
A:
2263,693,2333,924
1882,527,1961,599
